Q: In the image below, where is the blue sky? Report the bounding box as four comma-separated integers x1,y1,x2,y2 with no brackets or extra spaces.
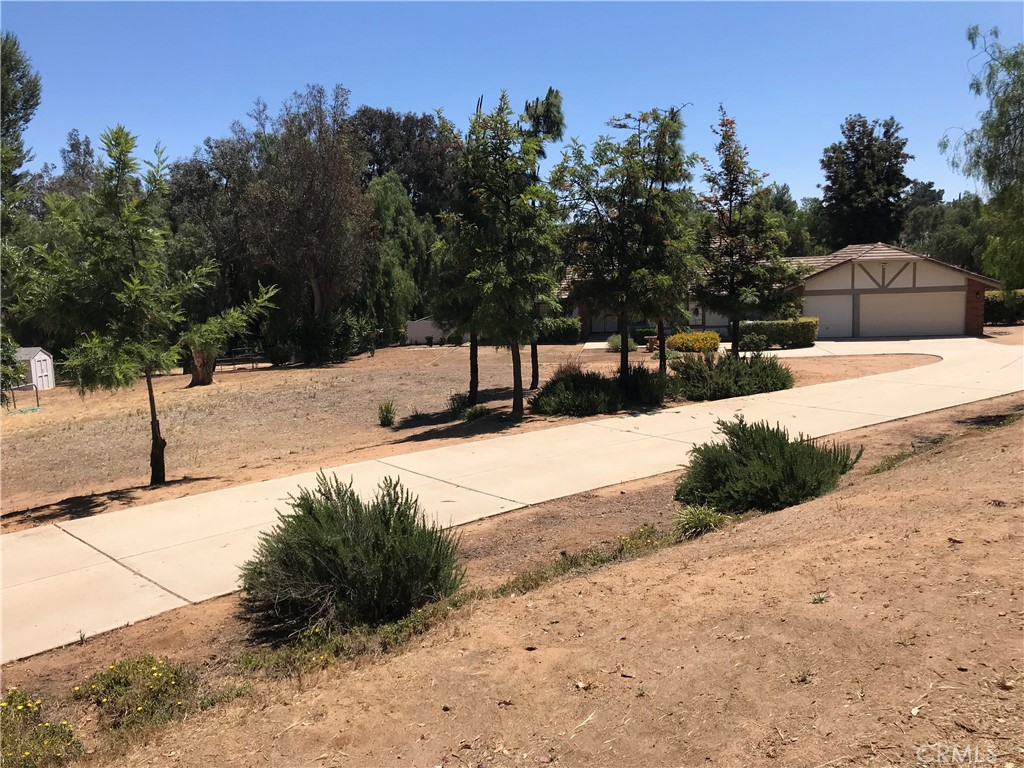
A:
3,2,1022,202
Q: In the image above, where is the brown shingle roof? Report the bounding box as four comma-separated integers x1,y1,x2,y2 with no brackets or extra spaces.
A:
790,243,1001,288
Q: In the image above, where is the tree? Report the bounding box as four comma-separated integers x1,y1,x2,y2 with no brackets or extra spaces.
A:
901,192,990,273
1,32,42,232
819,114,913,248
63,258,215,485
942,26,1024,287
768,183,815,258
448,92,563,420
553,106,696,384
0,328,25,408
243,85,374,327
693,107,805,357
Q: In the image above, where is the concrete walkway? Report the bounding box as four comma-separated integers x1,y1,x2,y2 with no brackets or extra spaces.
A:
2,338,1021,663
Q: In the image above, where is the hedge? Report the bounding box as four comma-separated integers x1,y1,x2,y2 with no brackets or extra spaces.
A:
536,316,583,344
631,327,658,345
984,290,1024,326
739,318,818,349
666,330,721,353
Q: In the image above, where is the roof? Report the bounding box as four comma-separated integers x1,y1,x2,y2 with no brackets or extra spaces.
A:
791,243,1001,288
15,346,50,361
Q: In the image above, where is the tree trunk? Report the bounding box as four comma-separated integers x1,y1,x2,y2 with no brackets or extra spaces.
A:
730,318,741,357
657,319,667,375
618,311,629,388
529,341,539,390
309,274,323,319
188,350,216,387
510,339,524,421
145,371,167,485
468,330,479,406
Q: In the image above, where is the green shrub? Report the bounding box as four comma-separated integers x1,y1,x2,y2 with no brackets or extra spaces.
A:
377,400,396,427
984,290,1024,325
425,335,434,346
73,655,197,730
676,417,862,514
446,391,469,418
2,687,82,767
669,352,794,401
240,474,464,641
674,505,727,540
462,405,489,421
446,332,465,346
739,318,818,349
666,330,721,353
631,327,658,345
651,348,684,362
622,364,667,407
738,333,769,353
606,335,638,353
536,316,583,344
530,370,623,416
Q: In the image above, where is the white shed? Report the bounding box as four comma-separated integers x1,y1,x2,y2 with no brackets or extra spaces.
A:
15,347,55,390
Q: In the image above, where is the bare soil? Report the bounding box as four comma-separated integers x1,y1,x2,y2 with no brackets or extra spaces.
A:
3,392,1021,768
0,345,934,532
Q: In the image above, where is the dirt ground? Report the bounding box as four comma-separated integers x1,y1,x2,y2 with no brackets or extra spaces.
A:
1,343,937,532
3,391,1021,768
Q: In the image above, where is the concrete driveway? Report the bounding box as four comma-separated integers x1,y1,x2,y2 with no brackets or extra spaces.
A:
2,337,1021,663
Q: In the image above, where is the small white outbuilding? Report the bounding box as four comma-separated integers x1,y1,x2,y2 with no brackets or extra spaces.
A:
15,347,55,390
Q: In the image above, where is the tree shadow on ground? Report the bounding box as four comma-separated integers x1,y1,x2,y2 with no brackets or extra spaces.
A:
3,476,218,528
956,407,1024,429
388,387,528,444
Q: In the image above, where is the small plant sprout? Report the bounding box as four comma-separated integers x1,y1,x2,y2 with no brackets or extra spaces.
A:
792,669,814,685
377,400,396,427
810,590,832,604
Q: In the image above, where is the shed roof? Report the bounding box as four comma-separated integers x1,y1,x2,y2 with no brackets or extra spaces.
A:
790,243,1001,288
15,346,50,361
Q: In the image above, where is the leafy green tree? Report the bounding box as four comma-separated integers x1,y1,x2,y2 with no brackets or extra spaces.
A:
243,85,374,325
901,192,990,273
942,26,1024,287
63,258,215,484
767,183,816,258
448,92,563,420
693,107,805,357
553,106,696,383
819,114,913,248
1,32,42,234
0,328,25,408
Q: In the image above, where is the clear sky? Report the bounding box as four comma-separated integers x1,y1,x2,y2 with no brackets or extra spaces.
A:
2,1,1022,203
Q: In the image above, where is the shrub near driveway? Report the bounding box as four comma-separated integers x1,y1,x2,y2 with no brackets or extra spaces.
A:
739,317,818,349
669,352,794,401
676,417,862,514
240,474,464,641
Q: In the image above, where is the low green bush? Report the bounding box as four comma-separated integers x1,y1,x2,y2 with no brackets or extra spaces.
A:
631,327,658,345
739,318,818,349
622,364,667,407
462,405,489,421
669,352,794,401
738,333,768,353
240,474,464,641
530,369,623,416
73,655,196,731
674,505,727,540
377,400,396,427
2,687,81,767
676,417,862,514
666,330,721,353
446,391,470,418
446,333,465,346
606,335,638,353
984,290,1024,325
536,316,583,344
651,348,684,362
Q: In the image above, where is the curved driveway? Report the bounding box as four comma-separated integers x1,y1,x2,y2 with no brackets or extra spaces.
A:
2,337,1021,663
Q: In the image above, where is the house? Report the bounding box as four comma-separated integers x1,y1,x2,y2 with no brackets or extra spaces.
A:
792,243,999,338
15,347,56,390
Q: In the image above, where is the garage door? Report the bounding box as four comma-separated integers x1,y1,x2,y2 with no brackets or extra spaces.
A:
803,295,852,338
859,292,965,337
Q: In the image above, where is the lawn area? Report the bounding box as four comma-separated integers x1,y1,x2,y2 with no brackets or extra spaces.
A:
0,343,935,529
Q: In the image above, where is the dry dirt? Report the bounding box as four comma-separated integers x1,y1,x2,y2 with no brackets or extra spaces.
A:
3,391,1022,768
0,344,936,532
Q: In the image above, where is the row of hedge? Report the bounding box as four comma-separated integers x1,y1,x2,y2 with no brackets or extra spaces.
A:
666,330,721,353
535,316,583,344
985,290,1024,326
739,318,818,349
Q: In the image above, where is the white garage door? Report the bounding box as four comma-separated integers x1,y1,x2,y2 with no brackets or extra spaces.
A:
803,295,852,338
859,292,965,337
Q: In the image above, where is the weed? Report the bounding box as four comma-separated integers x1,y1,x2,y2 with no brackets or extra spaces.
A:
1,687,82,767
810,591,832,604
446,391,470,418
868,449,916,474
792,670,814,685
377,400,396,427
73,655,196,730
674,505,727,540
198,684,252,711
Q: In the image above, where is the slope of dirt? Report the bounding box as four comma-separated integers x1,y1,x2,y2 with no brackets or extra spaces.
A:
0,347,934,531
3,393,1021,768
